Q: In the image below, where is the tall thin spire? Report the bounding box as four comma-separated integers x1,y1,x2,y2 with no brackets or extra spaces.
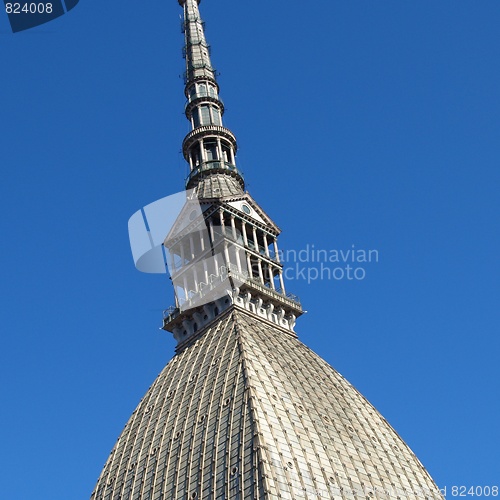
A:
179,0,244,197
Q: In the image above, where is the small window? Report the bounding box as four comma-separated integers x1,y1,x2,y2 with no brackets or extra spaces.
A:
200,105,210,125
241,204,251,214
204,139,218,161
193,108,201,127
221,140,232,164
212,107,221,126
190,143,201,166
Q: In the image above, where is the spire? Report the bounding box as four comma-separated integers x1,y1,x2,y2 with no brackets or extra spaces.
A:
158,0,303,347
179,0,244,197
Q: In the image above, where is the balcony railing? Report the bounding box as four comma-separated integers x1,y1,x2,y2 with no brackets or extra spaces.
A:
163,264,301,326
185,93,223,113
227,264,302,309
163,305,180,323
183,125,236,150
186,160,243,187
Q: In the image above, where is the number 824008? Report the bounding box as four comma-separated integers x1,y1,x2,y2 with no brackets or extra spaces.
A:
452,486,498,497
5,3,53,14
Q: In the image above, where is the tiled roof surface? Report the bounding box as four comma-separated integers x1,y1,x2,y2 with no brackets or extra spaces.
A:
193,174,243,199
91,308,441,499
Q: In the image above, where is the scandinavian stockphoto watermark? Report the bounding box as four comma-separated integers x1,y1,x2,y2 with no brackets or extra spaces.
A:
279,244,379,284
128,190,380,313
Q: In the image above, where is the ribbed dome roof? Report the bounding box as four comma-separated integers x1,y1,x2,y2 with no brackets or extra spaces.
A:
191,173,244,199
91,308,441,499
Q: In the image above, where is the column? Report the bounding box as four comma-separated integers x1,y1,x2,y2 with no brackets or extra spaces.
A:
199,138,205,164
257,259,264,284
263,233,270,258
183,276,188,302
189,235,195,260
242,221,249,246
268,265,275,290
220,211,225,237
200,229,206,252
209,218,215,244
252,227,258,253
235,248,242,274
230,215,237,240
246,254,252,280
278,270,286,294
193,267,199,291
216,137,222,166
214,252,219,276
224,241,231,270
180,243,186,266
273,239,281,263
169,250,176,273
188,149,194,170
202,259,209,285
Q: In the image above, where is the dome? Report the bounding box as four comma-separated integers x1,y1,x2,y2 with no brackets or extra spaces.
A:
91,308,441,499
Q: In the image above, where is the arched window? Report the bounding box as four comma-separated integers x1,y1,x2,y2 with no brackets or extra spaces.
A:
198,83,207,96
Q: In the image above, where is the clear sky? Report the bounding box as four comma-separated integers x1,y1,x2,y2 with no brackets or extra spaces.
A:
1,1,499,498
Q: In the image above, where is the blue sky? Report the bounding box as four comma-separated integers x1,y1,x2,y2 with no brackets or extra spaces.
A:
1,1,499,498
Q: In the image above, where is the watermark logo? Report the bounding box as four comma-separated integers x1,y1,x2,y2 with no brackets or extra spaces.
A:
3,0,79,33
128,190,249,312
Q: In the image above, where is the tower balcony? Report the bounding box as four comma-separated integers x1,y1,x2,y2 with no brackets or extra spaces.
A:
228,265,302,313
182,125,237,159
186,160,244,189
185,93,224,120
162,263,302,333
